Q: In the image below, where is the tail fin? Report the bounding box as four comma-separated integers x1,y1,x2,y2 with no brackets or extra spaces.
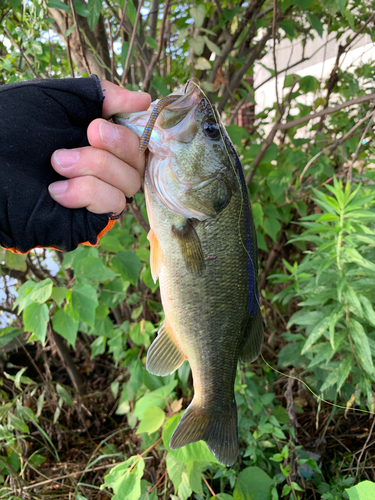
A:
169,399,238,466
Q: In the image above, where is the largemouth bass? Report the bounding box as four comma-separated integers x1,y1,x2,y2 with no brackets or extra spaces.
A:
114,79,263,466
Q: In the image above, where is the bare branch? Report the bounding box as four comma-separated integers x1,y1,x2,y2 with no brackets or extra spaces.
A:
143,0,171,92
65,13,75,77
69,0,91,74
278,92,375,131
272,0,282,115
121,0,145,86
299,109,375,185
209,0,266,84
114,0,129,39
218,27,272,112
107,18,115,83
347,110,375,183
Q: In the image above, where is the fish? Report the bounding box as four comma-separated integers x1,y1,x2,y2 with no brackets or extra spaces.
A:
114,79,263,466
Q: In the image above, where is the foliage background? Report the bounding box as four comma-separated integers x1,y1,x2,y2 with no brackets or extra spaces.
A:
1,0,375,499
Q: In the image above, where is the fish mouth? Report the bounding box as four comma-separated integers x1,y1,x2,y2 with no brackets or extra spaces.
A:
113,79,203,153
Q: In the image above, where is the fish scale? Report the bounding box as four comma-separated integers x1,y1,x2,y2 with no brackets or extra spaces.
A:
114,79,263,466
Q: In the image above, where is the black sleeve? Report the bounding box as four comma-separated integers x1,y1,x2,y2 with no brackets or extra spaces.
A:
0,75,119,254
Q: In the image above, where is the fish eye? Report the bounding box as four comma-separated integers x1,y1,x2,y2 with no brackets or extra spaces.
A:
203,119,220,139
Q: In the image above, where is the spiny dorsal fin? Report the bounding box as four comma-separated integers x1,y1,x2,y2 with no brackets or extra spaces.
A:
146,319,186,376
147,229,163,283
239,307,264,364
171,219,204,275
170,398,238,466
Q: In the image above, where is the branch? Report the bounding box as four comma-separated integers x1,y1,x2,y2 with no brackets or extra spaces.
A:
317,12,375,131
278,92,375,131
143,0,170,92
130,203,150,233
65,12,75,77
121,0,144,86
272,0,282,115
209,0,265,84
246,78,298,185
49,325,85,395
3,27,46,79
347,110,375,183
69,0,91,74
299,109,375,185
218,26,272,112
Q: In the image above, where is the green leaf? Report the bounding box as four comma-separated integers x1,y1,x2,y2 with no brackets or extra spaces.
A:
70,284,98,327
350,319,374,376
75,257,117,283
47,0,70,11
134,380,177,418
307,13,323,37
163,414,220,464
103,456,145,500
346,481,375,500
359,296,375,327
252,202,264,228
226,124,249,148
189,36,205,56
0,327,22,348
64,24,75,37
337,0,346,14
195,57,211,70
178,472,192,500
203,36,222,55
56,384,74,407
301,316,331,354
52,309,79,346
52,287,68,306
299,75,320,93
279,20,295,37
111,251,142,285
73,0,89,17
137,406,165,434
8,413,29,433
23,303,49,344
187,461,202,494
344,8,355,29
263,217,281,242
267,170,292,202
190,4,206,28
29,279,53,304
233,467,273,500
147,36,159,51
5,251,27,271
100,234,125,253
336,356,354,391
87,0,102,30
152,75,170,96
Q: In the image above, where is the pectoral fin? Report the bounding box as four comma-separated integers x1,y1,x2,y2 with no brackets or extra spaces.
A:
239,307,264,363
172,219,204,275
146,319,186,376
147,229,162,283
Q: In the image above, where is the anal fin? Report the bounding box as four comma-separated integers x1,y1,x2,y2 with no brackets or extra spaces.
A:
147,229,162,283
146,319,185,376
239,306,264,364
172,219,204,275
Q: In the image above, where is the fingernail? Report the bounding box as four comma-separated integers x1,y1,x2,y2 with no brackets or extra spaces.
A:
54,149,80,168
49,180,68,196
100,121,119,144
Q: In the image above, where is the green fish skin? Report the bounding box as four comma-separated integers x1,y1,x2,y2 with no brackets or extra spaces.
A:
114,79,263,466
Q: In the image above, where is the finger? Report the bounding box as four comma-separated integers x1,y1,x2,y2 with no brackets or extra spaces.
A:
87,118,145,175
100,80,151,119
48,176,126,215
51,147,142,198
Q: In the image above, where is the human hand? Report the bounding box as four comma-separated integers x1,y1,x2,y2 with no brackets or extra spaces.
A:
49,80,151,215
